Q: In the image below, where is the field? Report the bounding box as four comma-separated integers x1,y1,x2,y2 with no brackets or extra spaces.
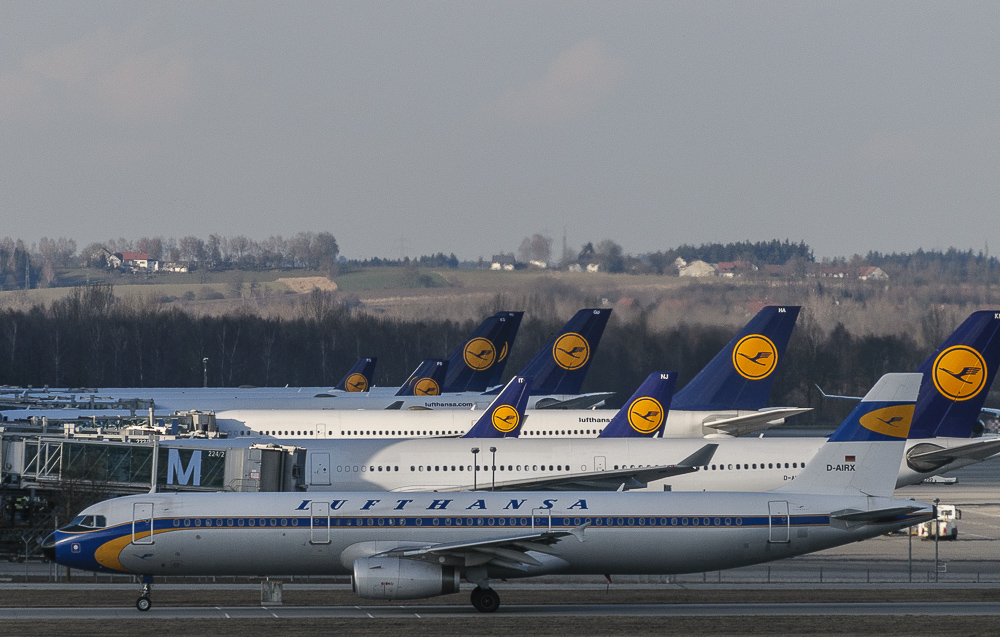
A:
3,266,1000,349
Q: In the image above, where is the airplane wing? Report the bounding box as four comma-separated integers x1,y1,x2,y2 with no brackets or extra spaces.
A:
908,438,1000,465
430,444,718,492
701,407,813,436
379,526,586,569
532,393,613,410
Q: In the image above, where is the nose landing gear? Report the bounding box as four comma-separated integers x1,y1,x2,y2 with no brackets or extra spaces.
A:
136,577,153,611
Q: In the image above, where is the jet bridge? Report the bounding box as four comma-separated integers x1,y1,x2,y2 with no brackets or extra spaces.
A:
1,436,305,494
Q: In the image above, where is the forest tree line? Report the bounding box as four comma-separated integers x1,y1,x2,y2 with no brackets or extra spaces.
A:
0,285,969,427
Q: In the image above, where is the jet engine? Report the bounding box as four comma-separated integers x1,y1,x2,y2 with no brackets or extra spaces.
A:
352,557,460,600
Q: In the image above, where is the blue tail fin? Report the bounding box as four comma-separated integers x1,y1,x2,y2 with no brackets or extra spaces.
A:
909,310,1000,439
598,372,677,438
671,306,800,411
777,372,920,497
442,311,524,393
486,311,524,389
462,376,532,438
512,308,613,395
395,359,449,397
333,357,378,392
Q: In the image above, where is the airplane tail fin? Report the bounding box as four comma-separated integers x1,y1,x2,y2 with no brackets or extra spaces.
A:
598,372,677,438
910,310,1000,439
395,359,449,397
485,311,524,389
462,376,532,438
511,308,612,396
442,311,524,393
672,306,800,411
333,357,378,392
775,373,921,498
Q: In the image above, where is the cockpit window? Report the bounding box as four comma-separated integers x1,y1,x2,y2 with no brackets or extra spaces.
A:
77,515,107,528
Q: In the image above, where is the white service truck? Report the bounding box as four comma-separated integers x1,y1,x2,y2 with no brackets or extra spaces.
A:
918,504,961,540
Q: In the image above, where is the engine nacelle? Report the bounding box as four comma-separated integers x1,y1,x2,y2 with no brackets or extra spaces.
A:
352,557,460,600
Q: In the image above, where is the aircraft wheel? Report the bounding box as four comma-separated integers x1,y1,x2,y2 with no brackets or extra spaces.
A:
136,596,152,612
471,587,499,613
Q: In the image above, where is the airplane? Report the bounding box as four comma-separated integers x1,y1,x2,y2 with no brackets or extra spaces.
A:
442,311,523,393
31,309,604,413
13,311,521,413
330,358,378,393
42,372,935,613
394,360,449,397
158,311,1000,493
460,376,533,439
210,305,803,439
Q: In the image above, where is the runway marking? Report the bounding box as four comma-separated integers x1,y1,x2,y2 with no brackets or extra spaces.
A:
272,612,279,618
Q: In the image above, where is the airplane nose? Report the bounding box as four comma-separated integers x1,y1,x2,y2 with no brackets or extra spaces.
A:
41,532,57,562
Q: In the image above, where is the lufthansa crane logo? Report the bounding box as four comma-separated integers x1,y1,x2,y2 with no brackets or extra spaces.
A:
859,404,915,438
553,333,590,370
463,338,497,371
627,397,664,435
345,373,368,392
932,345,988,401
414,378,441,396
491,404,520,433
732,334,779,380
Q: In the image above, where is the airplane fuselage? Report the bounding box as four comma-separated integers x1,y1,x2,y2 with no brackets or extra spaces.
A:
47,490,932,579
213,408,796,439
163,434,999,492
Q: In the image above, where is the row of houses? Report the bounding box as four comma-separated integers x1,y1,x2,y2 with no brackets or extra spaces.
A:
677,257,889,281
99,249,189,273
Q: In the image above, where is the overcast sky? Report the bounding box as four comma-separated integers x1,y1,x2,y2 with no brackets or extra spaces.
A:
2,2,998,261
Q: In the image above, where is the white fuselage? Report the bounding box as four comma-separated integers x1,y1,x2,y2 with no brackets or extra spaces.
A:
31,387,597,413
165,434,1000,492
214,408,773,439
53,490,933,579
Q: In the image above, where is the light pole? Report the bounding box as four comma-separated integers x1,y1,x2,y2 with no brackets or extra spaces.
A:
471,447,479,491
490,446,497,491
202,358,209,388
933,497,940,583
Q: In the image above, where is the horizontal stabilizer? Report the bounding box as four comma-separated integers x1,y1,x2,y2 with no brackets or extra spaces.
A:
533,393,613,410
909,438,1000,465
830,506,930,529
701,407,813,436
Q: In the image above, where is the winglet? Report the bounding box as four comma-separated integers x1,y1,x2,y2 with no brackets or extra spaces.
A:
776,372,921,498
333,357,377,392
395,359,449,397
462,376,532,438
442,311,524,393
598,372,677,438
672,306,800,411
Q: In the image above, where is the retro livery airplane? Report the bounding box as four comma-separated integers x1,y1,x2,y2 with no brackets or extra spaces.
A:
159,311,1000,492
212,306,805,439
43,373,935,613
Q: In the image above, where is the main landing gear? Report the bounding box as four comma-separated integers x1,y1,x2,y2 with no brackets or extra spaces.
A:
470,586,500,613
136,577,153,612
